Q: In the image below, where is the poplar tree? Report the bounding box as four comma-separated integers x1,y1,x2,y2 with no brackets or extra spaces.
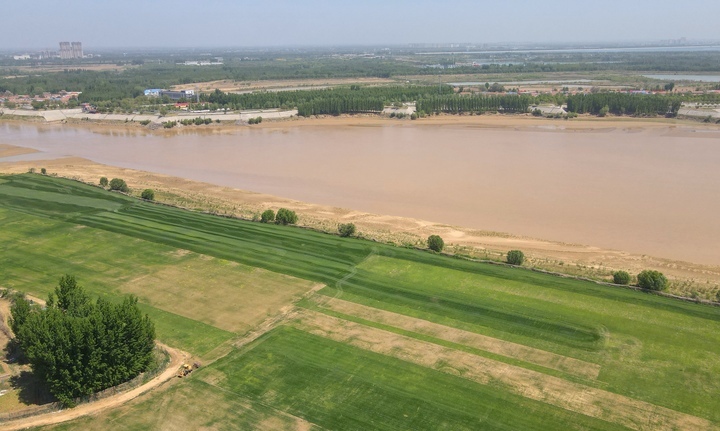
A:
10,276,155,407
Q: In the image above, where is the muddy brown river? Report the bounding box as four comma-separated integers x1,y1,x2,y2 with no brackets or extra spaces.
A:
2,122,719,265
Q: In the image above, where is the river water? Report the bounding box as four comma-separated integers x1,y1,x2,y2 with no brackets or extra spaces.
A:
2,122,719,265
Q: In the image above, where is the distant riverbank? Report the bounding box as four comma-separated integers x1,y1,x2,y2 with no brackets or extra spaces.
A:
0,107,298,124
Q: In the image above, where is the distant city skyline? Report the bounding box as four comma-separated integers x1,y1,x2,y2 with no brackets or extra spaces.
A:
3,0,720,50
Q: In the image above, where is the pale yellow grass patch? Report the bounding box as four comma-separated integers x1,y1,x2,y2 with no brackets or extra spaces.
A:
121,253,316,333
312,296,601,380
292,310,717,431
171,77,396,93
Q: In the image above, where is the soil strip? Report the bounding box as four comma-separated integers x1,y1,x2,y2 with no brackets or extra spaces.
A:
311,296,601,379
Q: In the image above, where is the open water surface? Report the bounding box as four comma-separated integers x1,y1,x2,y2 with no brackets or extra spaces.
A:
2,122,719,265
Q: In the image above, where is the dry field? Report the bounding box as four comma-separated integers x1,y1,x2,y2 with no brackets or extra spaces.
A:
170,77,397,93
121,253,317,334
1,64,131,75
308,296,600,379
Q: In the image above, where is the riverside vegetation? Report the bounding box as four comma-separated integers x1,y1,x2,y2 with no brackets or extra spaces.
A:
1,173,719,429
5,51,720,118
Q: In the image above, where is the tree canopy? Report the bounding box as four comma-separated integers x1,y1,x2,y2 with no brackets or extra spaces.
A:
427,235,444,252
109,178,129,193
260,209,275,223
275,208,298,225
637,270,668,291
338,223,357,237
566,93,682,117
10,275,156,406
141,189,155,201
506,250,525,266
613,271,631,285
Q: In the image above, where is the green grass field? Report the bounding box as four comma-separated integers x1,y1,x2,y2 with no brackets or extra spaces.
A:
45,375,321,431
1,174,719,430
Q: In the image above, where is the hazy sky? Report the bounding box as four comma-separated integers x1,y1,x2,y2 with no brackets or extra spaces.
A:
4,0,720,50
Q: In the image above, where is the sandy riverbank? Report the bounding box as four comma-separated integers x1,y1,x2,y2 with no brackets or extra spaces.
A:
1,146,718,300
2,108,715,132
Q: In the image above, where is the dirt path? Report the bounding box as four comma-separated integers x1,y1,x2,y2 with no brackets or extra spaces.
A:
233,283,325,351
0,342,189,431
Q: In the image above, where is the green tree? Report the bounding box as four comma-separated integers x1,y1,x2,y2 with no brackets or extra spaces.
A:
54,275,91,316
141,189,155,201
427,235,444,252
109,178,129,193
99,177,108,187
338,223,356,237
9,292,32,335
637,270,668,291
260,209,275,223
613,270,631,285
275,208,298,225
506,250,525,265
40,168,47,175
11,276,155,407
598,105,610,117
488,83,505,93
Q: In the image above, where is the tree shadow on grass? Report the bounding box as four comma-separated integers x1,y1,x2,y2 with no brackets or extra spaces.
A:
4,338,26,365
4,340,55,406
8,370,55,405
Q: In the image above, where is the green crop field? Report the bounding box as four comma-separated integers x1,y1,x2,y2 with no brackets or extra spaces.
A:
1,173,719,430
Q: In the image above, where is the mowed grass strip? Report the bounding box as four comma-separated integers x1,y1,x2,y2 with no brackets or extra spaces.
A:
0,209,231,357
292,311,717,431
135,304,233,359
76,205,369,284
325,266,605,351
308,295,601,380
343,256,720,421
202,326,629,431
0,175,132,217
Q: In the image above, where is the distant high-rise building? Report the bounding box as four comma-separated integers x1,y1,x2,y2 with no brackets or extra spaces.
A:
59,42,71,59
71,42,83,58
59,42,83,59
